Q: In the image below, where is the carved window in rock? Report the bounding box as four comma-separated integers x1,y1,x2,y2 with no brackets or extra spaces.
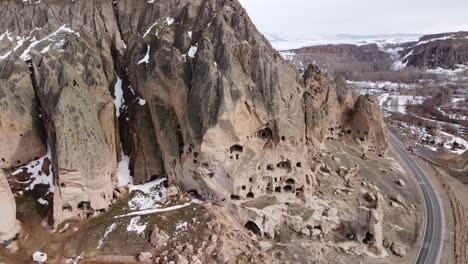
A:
255,127,273,140
244,221,261,235
284,185,293,192
62,204,73,213
286,178,295,185
229,144,243,160
276,161,292,173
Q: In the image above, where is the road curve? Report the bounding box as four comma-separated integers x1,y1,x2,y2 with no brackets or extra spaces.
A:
388,132,443,264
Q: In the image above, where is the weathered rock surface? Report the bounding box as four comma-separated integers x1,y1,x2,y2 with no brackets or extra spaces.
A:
150,226,170,247
402,32,468,69
348,95,388,156
391,241,407,257
0,170,20,240
282,43,392,74
0,0,389,243
0,55,46,169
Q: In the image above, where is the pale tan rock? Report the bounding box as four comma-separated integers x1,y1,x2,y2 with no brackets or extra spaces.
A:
257,241,272,252
369,193,387,257
0,171,20,240
167,185,180,197
138,252,152,262
150,226,170,247
175,254,189,264
391,242,407,257
347,95,388,156
398,179,406,186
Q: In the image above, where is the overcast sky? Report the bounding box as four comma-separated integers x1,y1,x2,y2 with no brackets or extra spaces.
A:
239,0,468,36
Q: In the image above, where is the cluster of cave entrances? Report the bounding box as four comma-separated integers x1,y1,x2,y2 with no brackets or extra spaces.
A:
227,127,312,204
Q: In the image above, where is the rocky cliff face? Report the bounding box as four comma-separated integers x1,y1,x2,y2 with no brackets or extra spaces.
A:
0,170,20,241
0,0,388,241
400,32,468,69
281,43,393,74
283,32,468,74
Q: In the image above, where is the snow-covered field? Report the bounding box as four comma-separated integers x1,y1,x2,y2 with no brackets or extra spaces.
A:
395,122,467,154
265,32,421,51
379,94,427,114
348,80,416,89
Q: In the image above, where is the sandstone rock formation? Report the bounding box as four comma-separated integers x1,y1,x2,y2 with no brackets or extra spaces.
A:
348,94,388,156
0,0,389,243
0,170,20,240
0,55,46,169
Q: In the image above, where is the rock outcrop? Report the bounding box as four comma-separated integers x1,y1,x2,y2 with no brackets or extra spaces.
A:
0,170,20,240
0,56,46,169
401,32,468,69
348,95,388,156
0,0,388,236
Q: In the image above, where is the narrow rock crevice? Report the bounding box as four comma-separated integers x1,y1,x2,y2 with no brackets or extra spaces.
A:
25,59,57,224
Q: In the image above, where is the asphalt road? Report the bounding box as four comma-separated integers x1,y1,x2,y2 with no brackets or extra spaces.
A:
388,132,443,264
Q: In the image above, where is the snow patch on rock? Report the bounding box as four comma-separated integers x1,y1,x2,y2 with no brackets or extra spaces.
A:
127,216,147,234
137,45,150,65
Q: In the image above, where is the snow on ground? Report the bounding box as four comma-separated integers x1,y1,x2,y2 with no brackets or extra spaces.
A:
40,44,51,53
441,132,468,154
0,25,79,61
265,32,421,51
452,97,466,103
113,75,124,117
389,50,414,71
127,178,167,211
174,221,188,236
137,45,150,65
427,64,468,76
382,95,427,114
117,153,132,187
116,152,168,211
188,45,198,58
357,88,382,95
115,201,202,219
142,21,159,38
0,31,14,42
143,17,174,38
10,146,54,205
11,148,54,191
138,98,146,106
437,107,468,121
391,60,408,71
347,80,416,89
97,223,117,249
126,216,147,234
377,93,390,106
165,17,174,26
279,51,295,61
396,122,467,154
414,35,468,47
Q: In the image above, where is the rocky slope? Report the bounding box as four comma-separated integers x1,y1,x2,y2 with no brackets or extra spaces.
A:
0,0,412,262
283,43,392,74
281,31,468,76
399,32,468,69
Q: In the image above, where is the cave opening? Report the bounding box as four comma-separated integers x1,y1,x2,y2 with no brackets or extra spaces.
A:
230,144,243,153
244,221,261,235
